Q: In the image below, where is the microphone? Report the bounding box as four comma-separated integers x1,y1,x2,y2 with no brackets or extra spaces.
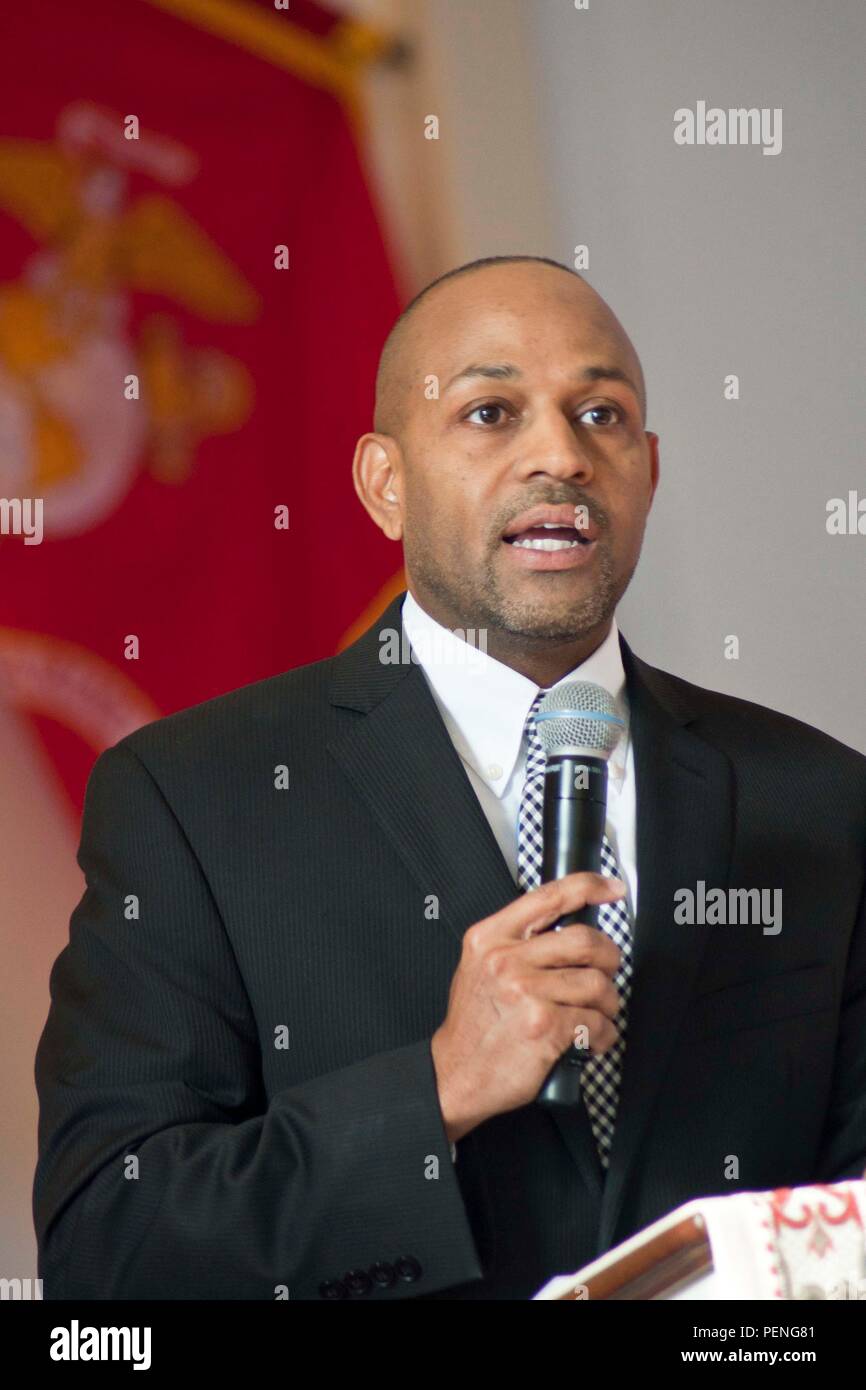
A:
533,680,625,1109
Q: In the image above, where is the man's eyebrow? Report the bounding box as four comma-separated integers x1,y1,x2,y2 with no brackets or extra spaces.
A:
443,360,641,399
443,362,521,391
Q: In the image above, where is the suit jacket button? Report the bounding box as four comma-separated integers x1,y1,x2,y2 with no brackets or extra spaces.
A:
344,1269,373,1296
319,1278,348,1300
369,1261,396,1288
394,1255,422,1283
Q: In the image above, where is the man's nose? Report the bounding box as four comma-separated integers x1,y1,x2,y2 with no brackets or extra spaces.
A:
514,411,595,483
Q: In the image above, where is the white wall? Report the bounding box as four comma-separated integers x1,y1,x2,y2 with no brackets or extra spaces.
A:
518,0,865,752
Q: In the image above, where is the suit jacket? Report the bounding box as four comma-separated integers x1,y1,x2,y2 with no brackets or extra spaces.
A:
33,591,866,1300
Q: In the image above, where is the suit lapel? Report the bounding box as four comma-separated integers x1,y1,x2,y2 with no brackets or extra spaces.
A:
327,592,518,944
597,637,735,1252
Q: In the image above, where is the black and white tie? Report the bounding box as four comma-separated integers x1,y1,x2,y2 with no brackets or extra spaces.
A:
516,689,634,1168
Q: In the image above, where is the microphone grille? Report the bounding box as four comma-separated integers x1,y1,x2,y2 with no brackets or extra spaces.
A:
536,680,625,758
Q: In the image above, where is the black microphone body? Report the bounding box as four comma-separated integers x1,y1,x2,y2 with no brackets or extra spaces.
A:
536,752,610,1107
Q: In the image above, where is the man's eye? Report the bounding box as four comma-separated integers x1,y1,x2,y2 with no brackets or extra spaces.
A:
465,403,509,426
578,404,621,427
465,402,621,427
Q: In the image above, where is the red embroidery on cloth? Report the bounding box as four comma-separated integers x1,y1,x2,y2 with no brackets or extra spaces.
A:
770,1186,862,1257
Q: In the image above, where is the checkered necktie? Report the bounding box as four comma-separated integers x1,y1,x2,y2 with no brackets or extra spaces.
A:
516,689,634,1168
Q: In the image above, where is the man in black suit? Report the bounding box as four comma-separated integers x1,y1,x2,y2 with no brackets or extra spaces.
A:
34,256,866,1300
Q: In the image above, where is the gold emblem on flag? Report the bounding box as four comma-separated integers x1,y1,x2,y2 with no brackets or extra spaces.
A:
0,101,260,537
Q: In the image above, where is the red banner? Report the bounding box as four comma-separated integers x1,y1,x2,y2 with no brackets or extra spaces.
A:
0,0,404,811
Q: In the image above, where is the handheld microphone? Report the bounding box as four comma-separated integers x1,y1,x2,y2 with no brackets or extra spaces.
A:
533,680,625,1108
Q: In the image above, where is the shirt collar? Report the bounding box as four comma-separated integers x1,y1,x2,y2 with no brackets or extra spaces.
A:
401,589,629,797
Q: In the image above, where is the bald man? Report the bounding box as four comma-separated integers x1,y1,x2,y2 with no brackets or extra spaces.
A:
35,256,866,1301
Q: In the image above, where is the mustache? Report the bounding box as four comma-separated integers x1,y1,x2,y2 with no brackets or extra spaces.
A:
493,490,610,538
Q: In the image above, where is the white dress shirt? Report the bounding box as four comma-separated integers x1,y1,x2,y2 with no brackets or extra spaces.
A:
401,589,638,921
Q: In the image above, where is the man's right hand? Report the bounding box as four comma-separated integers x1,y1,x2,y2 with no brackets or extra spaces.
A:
431,872,626,1143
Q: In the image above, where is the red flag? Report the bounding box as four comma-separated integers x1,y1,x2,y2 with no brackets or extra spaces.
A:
0,0,405,811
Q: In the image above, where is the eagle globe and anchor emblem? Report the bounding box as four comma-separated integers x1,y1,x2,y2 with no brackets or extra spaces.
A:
0,99,260,538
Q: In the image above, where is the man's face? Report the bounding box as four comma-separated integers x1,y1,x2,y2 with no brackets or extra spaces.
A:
367,266,658,645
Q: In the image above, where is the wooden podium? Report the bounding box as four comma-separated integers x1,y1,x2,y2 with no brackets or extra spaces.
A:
533,1181,866,1300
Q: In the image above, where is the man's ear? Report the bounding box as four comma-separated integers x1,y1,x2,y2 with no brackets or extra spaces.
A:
351,433,404,541
645,431,660,508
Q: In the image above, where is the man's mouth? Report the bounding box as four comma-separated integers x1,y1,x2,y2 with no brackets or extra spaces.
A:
508,528,588,552
501,503,600,553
